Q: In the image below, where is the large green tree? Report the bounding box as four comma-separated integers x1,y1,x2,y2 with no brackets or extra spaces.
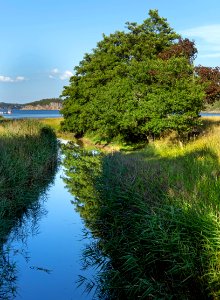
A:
61,10,205,142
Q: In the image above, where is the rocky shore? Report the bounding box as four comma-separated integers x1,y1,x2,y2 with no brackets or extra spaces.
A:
21,102,62,110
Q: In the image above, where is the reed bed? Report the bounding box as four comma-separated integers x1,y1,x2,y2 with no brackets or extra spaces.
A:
63,118,220,299
0,120,58,298
0,120,58,243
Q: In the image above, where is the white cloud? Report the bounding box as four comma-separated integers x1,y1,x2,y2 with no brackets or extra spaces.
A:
0,76,13,82
59,70,73,80
49,68,73,80
181,24,220,63
52,68,59,74
0,75,25,82
15,76,25,82
181,24,220,44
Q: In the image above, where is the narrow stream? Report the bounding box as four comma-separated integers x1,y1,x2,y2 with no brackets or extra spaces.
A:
2,156,95,299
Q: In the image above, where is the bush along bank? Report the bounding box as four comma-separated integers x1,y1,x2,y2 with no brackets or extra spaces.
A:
63,124,220,299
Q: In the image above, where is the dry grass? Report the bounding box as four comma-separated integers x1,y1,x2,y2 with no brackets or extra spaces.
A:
38,117,63,131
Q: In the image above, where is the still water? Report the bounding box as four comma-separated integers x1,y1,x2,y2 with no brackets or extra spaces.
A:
200,112,220,117
3,110,61,119
2,152,95,299
2,110,219,119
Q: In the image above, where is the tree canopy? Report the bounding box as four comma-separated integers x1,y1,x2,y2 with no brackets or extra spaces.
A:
61,10,205,142
195,66,220,105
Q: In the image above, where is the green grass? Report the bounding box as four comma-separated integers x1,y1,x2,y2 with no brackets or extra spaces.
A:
0,119,58,241
62,119,220,299
38,117,63,131
0,119,58,297
39,117,84,142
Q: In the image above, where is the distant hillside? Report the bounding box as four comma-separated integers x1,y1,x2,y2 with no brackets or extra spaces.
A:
0,98,63,110
0,102,22,109
24,98,63,107
21,98,63,110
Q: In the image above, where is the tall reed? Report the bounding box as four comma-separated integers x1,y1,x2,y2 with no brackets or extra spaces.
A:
0,120,58,297
0,119,58,242
63,121,220,299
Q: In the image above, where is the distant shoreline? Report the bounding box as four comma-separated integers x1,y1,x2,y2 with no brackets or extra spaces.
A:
20,107,61,111
201,110,220,113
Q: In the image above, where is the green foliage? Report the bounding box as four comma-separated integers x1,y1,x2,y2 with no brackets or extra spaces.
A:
61,10,205,142
62,143,101,224
62,135,220,299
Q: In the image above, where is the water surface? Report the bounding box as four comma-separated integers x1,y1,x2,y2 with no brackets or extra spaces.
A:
2,110,220,119
3,163,94,299
200,112,220,117
3,110,61,119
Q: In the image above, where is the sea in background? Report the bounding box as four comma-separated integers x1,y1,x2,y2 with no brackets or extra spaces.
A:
200,112,220,117
0,110,219,120
1,110,62,119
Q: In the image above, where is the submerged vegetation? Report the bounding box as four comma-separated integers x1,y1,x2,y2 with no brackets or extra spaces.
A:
62,119,220,299
0,119,58,298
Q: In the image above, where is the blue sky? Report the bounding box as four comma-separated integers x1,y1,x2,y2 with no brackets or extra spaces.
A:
1,0,220,103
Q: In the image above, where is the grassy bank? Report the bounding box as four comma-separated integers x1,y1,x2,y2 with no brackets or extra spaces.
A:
40,116,220,152
63,118,220,299
0,119,58,298
38,117,63,132
0,119,58,244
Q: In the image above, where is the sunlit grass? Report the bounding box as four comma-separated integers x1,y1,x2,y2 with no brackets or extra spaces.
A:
38,117,63,131
64,117,220,299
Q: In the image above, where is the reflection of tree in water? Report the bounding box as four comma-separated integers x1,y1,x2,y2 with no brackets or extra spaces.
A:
62,142,101,226
0,248,17,299
62,143,111,299
0,153,58,299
